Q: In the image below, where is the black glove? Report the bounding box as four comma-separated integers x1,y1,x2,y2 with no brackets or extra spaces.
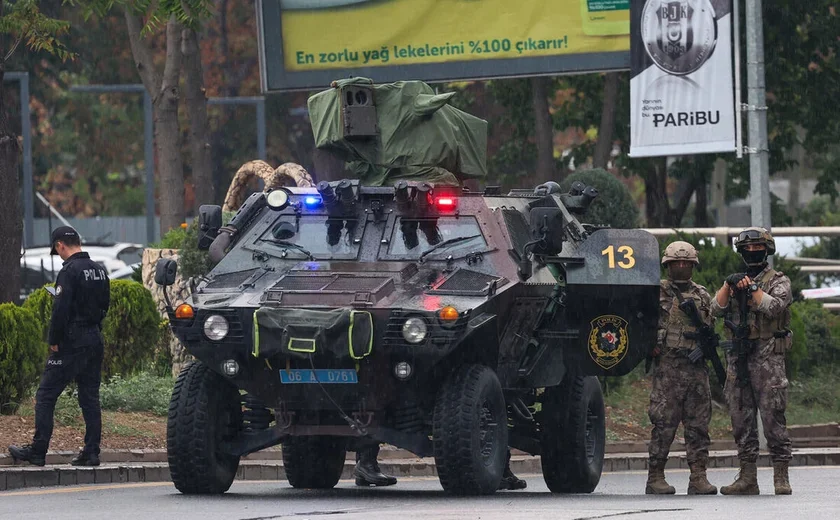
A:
726,273,746,288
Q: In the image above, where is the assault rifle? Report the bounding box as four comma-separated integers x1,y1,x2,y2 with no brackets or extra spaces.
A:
678,298,727,385
721,285,753,388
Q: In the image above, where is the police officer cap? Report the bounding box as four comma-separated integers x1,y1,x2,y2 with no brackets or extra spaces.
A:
50,226,80,255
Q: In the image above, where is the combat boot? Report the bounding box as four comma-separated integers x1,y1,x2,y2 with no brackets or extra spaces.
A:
645,463,676,494
498,450,527,490
687,462,717,495
720,461,759,495
773,461,792,495
353,445,397,487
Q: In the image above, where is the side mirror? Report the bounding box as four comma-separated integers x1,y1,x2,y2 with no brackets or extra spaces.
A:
154,258,178,287
198,205,223,250
529,207,566,256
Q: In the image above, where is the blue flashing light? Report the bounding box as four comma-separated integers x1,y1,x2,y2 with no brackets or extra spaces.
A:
304,196,321,206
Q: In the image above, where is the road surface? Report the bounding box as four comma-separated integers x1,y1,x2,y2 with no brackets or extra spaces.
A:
1,466,837,519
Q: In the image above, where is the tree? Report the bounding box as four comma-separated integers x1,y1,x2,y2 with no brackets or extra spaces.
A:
0,1,72,304
530,77,556,184
71,0,214,234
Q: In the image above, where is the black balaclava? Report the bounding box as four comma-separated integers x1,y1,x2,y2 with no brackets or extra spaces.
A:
740,247,768,277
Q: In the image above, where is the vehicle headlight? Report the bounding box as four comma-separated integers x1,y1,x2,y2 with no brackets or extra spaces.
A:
402,317,428,344
204,314,229,341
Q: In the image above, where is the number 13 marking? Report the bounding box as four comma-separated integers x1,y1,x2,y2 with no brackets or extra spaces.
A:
601,245,636,269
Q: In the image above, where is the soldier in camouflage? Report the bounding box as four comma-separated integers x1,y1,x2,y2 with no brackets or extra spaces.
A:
646,241,718,495
711,227,793,495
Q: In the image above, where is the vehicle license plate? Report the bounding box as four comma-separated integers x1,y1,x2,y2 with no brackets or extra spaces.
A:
280,369,358,384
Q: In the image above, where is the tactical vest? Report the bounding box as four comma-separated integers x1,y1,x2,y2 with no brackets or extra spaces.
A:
721,267,791,342
661,282,708,350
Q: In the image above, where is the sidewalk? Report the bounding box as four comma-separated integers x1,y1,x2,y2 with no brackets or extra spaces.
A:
2,447,839,492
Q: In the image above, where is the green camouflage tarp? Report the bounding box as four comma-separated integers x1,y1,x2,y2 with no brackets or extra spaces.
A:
307,77,488,186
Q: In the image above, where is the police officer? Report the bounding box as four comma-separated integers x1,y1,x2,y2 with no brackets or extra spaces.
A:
9,226,110,467
712,227,793,495
646,241,717,495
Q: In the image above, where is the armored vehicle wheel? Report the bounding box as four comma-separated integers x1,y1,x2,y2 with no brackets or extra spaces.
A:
433,364,508,495
167,362,241,494
540,375,606,493
282,436,346,489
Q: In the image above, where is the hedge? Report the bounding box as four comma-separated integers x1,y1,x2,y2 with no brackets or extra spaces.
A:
24,280,163,379
0,303,49,414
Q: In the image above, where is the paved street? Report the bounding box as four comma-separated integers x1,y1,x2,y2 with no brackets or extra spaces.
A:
1,466,837,519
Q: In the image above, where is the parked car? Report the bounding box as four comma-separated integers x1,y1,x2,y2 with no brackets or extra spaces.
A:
19,241,144,302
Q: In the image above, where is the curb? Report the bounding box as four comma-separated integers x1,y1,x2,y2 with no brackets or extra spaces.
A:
2,449,839,492
3,433,839,467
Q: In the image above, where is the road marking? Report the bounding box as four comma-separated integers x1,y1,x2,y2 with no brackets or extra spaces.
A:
0,482,172,496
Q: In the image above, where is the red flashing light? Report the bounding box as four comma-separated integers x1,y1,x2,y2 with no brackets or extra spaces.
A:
436,197,456,207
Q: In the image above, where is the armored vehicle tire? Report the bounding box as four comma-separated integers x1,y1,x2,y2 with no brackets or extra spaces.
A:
433,364,508,495
282,436,346,489
167,362,242,494
540,375,605,493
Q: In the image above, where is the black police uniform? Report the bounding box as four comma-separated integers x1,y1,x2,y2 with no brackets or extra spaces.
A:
32,250,111,459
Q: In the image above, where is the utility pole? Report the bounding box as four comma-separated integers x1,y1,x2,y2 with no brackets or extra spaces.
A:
743,0,771,450
745,0,772,232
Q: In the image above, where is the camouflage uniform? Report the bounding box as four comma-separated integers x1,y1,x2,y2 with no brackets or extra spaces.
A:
712,227,793,495
649,280,714,467
646,241,717,495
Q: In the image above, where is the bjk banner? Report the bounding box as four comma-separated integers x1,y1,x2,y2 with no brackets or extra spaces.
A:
629,0,737,157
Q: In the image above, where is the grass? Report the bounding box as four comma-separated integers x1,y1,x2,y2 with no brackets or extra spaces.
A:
12,366,840,442
602,364,840,441
787,367,840,425
15,373,174,427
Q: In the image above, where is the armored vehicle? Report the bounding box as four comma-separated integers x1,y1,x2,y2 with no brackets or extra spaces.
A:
155,79,660,496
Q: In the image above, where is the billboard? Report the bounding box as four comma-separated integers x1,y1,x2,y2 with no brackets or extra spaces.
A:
257,0,633,92
629,0,737,157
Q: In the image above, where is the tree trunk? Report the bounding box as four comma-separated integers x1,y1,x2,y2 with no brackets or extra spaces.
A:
531,77,556,184
0,65,23,304
695,177,709,227
125,11,185,236
645,157,672,227
182,27,214,209
593,72,619,169
672,175,697,225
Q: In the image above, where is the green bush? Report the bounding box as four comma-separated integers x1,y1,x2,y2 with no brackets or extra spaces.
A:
23,280,163,379
0,304,49,414
99,373,173,416
21,286,55,344
560,168,640,229
789,299,840,377
101,280,163,379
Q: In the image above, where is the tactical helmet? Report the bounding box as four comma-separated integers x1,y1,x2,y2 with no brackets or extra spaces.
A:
661,240,699,266
734,227,776,255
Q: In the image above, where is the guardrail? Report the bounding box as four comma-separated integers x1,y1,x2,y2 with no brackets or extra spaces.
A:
641,226,840,238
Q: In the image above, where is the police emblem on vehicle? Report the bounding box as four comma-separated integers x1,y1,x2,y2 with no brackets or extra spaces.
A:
641,0,717,75
589,315,629,369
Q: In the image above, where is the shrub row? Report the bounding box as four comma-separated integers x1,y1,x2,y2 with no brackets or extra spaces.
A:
0,280,165,414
